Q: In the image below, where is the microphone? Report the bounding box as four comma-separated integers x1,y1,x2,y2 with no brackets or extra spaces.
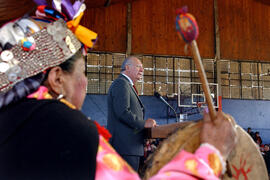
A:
154,92,179,122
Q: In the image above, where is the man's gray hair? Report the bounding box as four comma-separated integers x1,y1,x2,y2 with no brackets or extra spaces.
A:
120,56,137,72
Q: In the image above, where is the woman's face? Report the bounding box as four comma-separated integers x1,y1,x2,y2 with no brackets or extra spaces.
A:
62,57,87,109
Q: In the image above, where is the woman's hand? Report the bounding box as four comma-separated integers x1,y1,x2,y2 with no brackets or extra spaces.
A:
201,110,237,160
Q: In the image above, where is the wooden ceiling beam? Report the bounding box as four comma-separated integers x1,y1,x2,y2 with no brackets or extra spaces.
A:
85,0,135,8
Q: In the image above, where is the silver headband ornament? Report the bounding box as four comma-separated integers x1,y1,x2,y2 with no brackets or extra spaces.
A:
0,19,81,93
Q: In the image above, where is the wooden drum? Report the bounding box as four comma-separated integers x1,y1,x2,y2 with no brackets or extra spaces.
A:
143,121,268,180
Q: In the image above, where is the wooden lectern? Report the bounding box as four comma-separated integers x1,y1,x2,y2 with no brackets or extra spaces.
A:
144,121,192,139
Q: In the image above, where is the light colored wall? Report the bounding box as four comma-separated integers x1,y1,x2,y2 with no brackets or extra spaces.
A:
222,99,270,144
82,95,270,144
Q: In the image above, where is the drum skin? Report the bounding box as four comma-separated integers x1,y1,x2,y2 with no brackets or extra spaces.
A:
143,121,268,180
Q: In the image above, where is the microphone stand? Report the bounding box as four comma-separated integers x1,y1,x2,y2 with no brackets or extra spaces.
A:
155,92,179,122
167,101,179,122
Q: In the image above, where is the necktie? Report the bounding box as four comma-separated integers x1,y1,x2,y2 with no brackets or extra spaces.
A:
133,85,138,94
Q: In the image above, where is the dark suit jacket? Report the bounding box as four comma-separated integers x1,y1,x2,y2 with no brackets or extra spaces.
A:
107,74,145,156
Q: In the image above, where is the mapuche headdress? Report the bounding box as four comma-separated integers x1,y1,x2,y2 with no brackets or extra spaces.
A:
0,0,97,108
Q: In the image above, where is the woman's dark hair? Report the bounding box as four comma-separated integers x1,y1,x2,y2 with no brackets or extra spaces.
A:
59,49,83,73
43,50,83,82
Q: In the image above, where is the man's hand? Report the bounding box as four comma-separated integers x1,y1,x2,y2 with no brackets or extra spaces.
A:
201,110,237,160
145,118,157,128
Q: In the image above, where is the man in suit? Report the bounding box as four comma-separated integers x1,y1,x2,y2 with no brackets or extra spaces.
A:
107,56,156,171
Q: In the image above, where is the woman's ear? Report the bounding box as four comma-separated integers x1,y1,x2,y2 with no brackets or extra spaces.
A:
46,66,65,96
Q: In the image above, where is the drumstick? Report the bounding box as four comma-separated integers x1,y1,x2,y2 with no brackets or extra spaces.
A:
176,6,217,121
190,41,216,120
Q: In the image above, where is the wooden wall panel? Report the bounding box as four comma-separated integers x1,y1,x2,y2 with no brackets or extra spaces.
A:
219,0,270,61
82,3,127,53
3,0,270,61
85,0,134,8
131,0,215,58
0,0,35,25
